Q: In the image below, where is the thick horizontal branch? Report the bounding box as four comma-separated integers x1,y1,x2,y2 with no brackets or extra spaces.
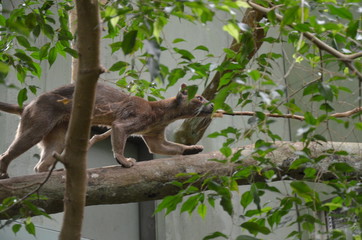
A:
0,141,361,219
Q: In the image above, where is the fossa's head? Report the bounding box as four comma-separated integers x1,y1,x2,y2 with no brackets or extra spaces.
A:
175,84,214,117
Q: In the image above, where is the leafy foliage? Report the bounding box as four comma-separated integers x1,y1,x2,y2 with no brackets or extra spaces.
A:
0,0,361,239
0,194,50,237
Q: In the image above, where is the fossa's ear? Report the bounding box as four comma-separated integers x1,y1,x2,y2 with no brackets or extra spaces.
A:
176,83,188,104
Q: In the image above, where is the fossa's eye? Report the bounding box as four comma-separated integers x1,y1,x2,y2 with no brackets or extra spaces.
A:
196,96,203,101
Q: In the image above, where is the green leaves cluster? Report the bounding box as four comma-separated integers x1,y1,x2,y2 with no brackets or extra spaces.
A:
0,0,75,106
0,194,50,237
1,0,361,239
102,0,243,99
153,0,361,238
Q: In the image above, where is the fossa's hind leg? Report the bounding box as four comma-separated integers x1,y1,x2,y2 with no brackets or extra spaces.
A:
34,123,67,173
0,116,58,179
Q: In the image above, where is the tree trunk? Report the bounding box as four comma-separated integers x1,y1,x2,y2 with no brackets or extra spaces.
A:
174,7,266,145
0,141,360,219
58,1,101,239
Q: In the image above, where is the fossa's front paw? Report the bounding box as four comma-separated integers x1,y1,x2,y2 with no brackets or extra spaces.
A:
115,157,136,168
182,145,204,155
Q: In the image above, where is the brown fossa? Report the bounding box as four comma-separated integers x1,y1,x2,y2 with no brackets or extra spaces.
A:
0,83,213,179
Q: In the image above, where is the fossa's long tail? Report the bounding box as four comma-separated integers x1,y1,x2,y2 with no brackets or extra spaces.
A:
0,102,23,115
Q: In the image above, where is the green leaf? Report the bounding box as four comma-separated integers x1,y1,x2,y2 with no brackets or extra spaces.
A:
0,15,6,26
223,22,240,42
240,191,253,209
17,88,28,107
180,194,202,214
174,48,195,61
304,112,317,125
203,231,228,240
236,235,261,240
153,17,167,42
12,224,22,234
240,222,271,235
303,82,319,96
328,162,355,173
248,70,261,81
304,167,317,178
110,41,123,54
42,23,55,40
355,122,362,131
327,5,353,20
186,85,198,100
197,203,207,219
28,85,38,95
25,220,36,236
220,146,232,157
346,20,358,38
15,52,33,63
64,47,78,58
122,30,138,55
282,6,299,25
172,38,186,44
0,62,10,74
319,103,334,112
155,194,183,215
16,36,31,48
39,43,51,60
290,181,319,202
318,83,333,101
16,65,26,83
194,45,209,52
168,68,186,87
263,170,275,180
48,47,57,67
250,184,261,211
289,157,310,170
109,61,128,72
207,181,233,215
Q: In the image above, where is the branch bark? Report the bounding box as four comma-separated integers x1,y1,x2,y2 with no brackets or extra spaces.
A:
0,141,360,219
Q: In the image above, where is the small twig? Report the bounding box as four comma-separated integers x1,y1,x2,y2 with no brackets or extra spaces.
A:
0,159,59,214
88,129,112,149
331,107,362,118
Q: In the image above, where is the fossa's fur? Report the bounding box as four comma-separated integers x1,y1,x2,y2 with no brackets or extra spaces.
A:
0,83,213,179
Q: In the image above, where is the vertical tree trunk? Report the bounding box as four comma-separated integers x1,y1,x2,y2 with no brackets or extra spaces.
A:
58,0,101,239
174,7,266,145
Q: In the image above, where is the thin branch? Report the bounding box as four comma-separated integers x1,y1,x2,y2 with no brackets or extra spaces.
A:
214,107,362,120
87,107,362,146
246,1,362,80
0,160,58,214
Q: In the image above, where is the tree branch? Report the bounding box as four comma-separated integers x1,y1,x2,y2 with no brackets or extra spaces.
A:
214,107,362,120
246,1,362,80
0,141,360,219
59,1,101,239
